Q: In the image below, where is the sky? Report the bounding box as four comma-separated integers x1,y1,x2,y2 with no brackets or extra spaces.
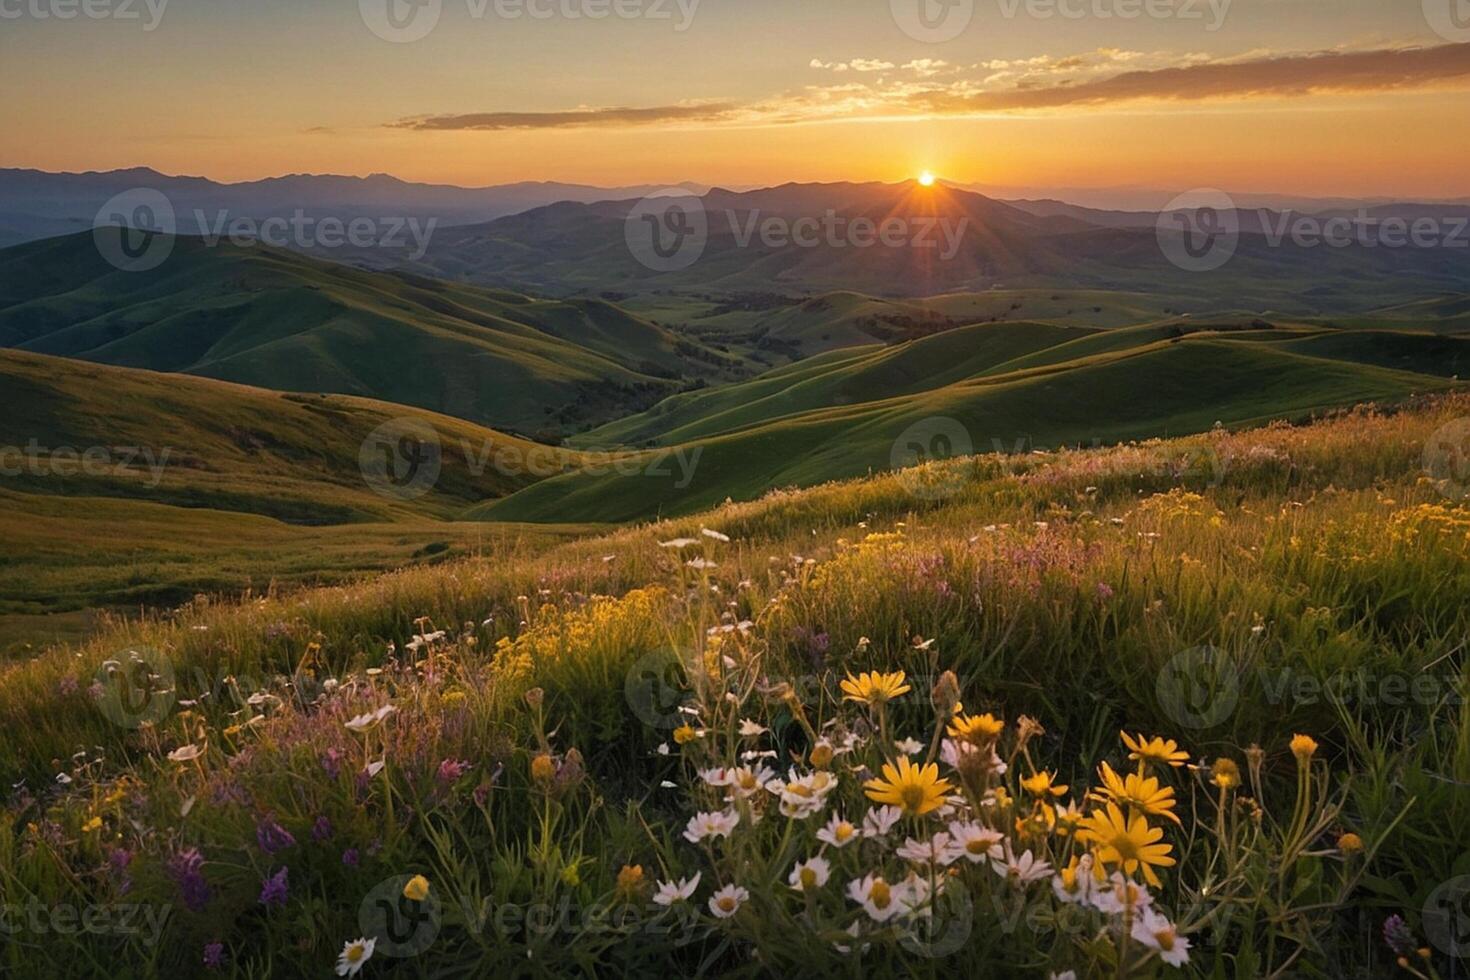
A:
2,0,1469,198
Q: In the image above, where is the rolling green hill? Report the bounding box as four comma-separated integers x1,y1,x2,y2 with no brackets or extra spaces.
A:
0,351,595,633
576,321,1099,447
0,349,582,522
0,231,742,438
485,335,1459,523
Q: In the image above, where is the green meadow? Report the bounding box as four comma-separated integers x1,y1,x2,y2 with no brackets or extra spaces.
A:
2,393,1468,976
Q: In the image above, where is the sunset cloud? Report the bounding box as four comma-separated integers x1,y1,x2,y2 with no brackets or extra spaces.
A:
389,102,739,131
388,43,1470,133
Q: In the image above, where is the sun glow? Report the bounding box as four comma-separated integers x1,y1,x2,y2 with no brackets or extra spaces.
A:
917,171,936,187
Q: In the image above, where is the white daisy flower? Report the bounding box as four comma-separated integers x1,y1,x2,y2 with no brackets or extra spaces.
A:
1090,873,1153,915
1131,908,1191,966
738,718,768,737
894,737,925,755
683,810,740,843
708,883,749,919
335,937,376,976
861,804,903,839
726,765,775,800
946,821,1005,863
652,872,701,906
895,832,960,867
817,813,861,848
991,844,1052,886
847,874,903,923
1052,855,1094,905
167,744,204,763
788,856,831,892
699,767,735,787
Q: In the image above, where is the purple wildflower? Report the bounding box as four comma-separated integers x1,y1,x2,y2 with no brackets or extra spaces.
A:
259,866,289,908
1383,914,1416,957
202,942,225,970
436,758,469,786
311,815,333,842
321,747,344,780
342,847,360,867
256,817,296,855
108,847,134,894
167,847,211,913
1096,582,1116,600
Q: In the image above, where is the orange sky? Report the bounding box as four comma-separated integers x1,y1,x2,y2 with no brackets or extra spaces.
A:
2,1,1468,198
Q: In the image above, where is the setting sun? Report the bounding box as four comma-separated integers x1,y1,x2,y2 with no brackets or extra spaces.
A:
918,171,936,187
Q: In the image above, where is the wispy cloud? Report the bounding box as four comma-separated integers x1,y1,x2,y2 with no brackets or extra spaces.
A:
913,42,1470,113
389,102,739,131
388,43,1470,133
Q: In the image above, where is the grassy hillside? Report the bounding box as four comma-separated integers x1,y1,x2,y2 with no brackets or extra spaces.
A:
488,336,1458,522
0,351,597,633
0,231,742,437
0,349,577,521
1,394,1467,976
576,321,1098,447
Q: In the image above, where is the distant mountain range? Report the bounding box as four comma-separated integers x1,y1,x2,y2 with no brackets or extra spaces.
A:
337,181,1470,312
0,230,743,439
0,167,707,247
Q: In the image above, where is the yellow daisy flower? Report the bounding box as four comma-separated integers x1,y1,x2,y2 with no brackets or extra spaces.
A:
1079,803,1176,887
840,670,911,706
1094,761,1181,825
946,712,1005,744
863,756,954,816
1021,770,1068,798
1121,732,1190,769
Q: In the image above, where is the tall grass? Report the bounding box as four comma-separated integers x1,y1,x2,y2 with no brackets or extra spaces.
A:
1,395,1467,976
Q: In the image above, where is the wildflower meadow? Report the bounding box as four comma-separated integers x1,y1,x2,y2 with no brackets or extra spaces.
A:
3,395,1470,977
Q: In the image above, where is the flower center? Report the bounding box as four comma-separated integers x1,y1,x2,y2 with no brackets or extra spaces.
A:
870,881,891,908
800,868,816,889
899,784,927,812
718,897,736,913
